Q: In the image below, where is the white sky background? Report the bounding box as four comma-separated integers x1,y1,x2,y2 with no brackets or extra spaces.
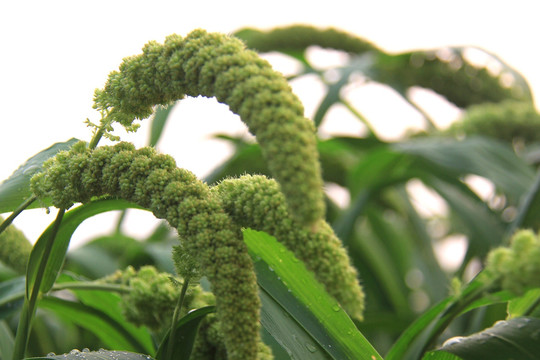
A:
1,0,539,246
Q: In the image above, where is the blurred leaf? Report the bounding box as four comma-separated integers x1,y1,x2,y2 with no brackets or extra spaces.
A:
39,296,151,353
65,246,119,279
0,320,14,360
244,229,382,360
205,143,269,184
425,176,505,258
422,351,463,360
155,306,215,360
26,349,155,360
56,273,155,355
0,138,80,213
149,104,175,147
393,136,534,202
507,288,540,318
0,276,25,320
507,170,540,235
27,199,143,296
314,58,373,127
437,317,540,360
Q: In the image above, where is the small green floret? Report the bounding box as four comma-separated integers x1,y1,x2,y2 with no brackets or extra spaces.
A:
485,229,540,295
0,216,33,274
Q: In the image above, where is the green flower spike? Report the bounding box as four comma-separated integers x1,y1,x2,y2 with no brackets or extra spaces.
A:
447,100,540,143
214,174,365,320
0,216,33,274
31,143,260,360
234,24,376,55
484,229,540,295
93,29,325,228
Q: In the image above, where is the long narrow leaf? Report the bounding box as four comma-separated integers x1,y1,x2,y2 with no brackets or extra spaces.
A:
39,296,150,353
26,199,144,296
149,104,175,147
0,138,80,213
155,306,215,360
243,229,382,360
26,349,155,360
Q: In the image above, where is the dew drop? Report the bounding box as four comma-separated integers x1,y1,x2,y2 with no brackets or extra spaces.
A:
268,266,274,272
82,348,90,353
69,349,81,355
46,353,56,358
332,304,340,312
442,336,464,347
305,343,317,353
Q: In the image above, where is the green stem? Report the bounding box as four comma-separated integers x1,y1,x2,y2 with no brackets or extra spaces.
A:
115,209,128,234
88,127,105,150
422,283,489,354
405,96,437,131
12,208,65,360
339,99,378,136
0,196,37,236
166,277,191,360
52,282,131,294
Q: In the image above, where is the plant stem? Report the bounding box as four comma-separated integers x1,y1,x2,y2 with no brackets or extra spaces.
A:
166,277,191,360
340,99,378,136
115,209,128,234
0,196,37,236
12,208,65,360
52,282,131,294
88,127,105,150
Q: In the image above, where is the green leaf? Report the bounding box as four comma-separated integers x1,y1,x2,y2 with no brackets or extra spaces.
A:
149,104,175,147
0,138,80,213
0,320,14,360
386,277,507,360
243,229,382,360
155,306,215,360
425,176,505,258
507,288,540,318
392,136,534,203
258,285,331,359
422,351,463,360
507,171,540,235
26,199,144,296
26,349,155,360
437,317,540,360
39,296,151,353
58,273,155,355
0,276,25,320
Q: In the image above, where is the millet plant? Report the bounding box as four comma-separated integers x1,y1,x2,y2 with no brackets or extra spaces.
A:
2,25,540,360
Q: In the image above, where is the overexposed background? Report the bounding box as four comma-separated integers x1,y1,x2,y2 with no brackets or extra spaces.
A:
1,0,539,251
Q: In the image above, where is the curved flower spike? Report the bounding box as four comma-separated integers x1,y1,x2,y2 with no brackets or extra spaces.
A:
447,100,540,143
94,29,325,228
0,216,33,274
31,143,260,360
234,24,377,55
213,174,365,320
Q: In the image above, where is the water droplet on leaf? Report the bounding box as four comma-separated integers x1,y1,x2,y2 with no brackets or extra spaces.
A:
443,336,464,347
305,343,317,353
